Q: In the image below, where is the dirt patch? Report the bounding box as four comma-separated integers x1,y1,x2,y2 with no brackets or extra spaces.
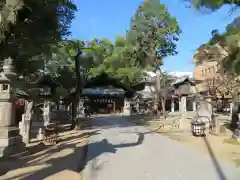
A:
0,128,94,180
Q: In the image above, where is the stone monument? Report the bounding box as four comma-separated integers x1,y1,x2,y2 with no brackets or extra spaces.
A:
195,97,213,132
0,58,25,158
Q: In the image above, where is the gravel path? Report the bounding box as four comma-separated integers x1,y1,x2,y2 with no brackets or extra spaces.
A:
83,115,240,180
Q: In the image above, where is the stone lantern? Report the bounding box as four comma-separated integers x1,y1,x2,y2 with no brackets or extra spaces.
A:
0,58,25,158
37,75,58,126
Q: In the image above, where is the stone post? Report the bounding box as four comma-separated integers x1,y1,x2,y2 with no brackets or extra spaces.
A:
37,128,44,140
136,98,140,114
179,96,187,128
43,100,50,126
171,99,175,113
123,98,131,115
20,113,32,144
76,98,85,119
180,96,187,112
0,58,25,158
192,100,196,111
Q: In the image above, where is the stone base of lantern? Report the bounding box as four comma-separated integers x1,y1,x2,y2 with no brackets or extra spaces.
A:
0,126,26,158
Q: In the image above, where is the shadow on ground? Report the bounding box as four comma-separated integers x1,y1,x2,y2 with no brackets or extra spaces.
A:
0,130,99,180
1,114,237,180
0,115,148,180
203,136,229,180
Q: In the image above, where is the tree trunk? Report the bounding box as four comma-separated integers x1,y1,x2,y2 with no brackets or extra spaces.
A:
71,99,77,130
230,93,239,131
161,97,166,120
56,99,60,110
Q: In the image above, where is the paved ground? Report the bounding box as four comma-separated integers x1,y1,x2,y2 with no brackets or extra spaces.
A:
83,115,240,180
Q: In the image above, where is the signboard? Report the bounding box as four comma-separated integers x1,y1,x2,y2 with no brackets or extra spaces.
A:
82,88,125,95
15,99,25,106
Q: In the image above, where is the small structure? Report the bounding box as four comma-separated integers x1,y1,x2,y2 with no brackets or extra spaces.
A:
83,73,136,115
172,76,197,112
133,73,197,114
0,58,25,158
66,73,136,115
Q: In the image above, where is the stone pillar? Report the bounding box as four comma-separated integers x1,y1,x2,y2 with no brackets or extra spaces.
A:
37,128,44,141
20,113,32,144
76,98,85,119
43,100,50,126
136,98,140,114
180,96,187,113
123,99,131,115
193,100,196,111
171,99,175,113
179,96,187,128
195,97,213,133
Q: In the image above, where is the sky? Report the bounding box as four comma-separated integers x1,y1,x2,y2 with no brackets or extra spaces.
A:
70,0,239,73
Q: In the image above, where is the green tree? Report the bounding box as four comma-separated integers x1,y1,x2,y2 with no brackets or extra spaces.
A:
126,0,181,113
186,0,239,10
127,0,181,69
0,0,77,78
0,0,77,44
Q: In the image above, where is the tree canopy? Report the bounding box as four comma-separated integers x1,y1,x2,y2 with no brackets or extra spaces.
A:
191,0,240,75
0,0,181,101
186,0,240,10
50,0,181,89
0,0,76,73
